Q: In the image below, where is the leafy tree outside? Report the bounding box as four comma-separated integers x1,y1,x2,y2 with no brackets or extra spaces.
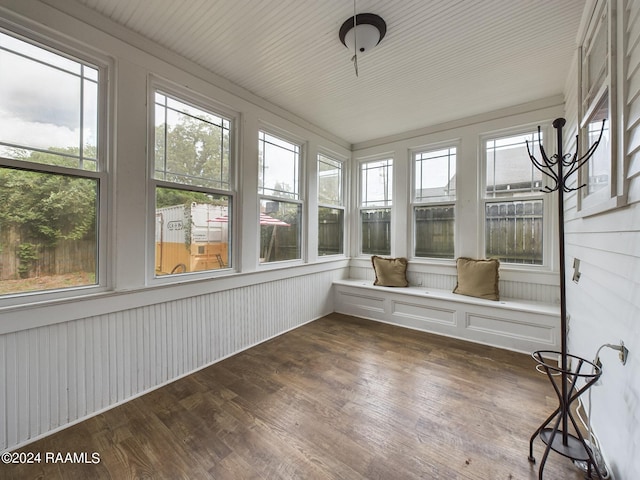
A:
0,147,98,286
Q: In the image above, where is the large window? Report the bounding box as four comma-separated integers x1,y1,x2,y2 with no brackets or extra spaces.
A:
258,130,302,263
0,30,103,296
360,158,392,255
413,146,456,259
484,131,544,265
153,91,233,276
318,153,344,256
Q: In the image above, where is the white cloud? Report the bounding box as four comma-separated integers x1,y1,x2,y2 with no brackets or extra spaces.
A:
0,37,98,152
0,107,80,151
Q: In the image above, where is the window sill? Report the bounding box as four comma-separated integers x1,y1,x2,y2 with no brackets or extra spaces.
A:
576,193,627,219
0,259,349,335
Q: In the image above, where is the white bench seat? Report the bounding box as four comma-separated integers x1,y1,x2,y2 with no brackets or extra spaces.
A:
333,279,560,354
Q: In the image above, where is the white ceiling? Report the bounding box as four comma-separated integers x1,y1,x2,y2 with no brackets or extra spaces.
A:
63,0,585,146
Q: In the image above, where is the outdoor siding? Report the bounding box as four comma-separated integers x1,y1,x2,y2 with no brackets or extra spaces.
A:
563,1,640,478
0,268,346,452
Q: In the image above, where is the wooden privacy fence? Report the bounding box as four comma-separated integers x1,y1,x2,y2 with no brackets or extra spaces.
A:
318,221,342,255
0,200,542,278
318,208,344,255
361,209,391,255
360,201,542,264
260,223,300,262
414,205,455,258
0,236,96,281
485,199,543,264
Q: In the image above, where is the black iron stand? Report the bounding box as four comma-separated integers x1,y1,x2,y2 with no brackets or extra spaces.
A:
525,118,606,479
528,351,602,479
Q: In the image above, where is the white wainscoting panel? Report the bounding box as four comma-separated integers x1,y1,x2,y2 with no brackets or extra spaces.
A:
0,268,346,452
349,265,559,303
333,279,560,355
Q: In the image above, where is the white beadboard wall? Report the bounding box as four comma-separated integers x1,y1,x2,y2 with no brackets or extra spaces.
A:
0,268,346,452
349,265,560,303
562,1,640,479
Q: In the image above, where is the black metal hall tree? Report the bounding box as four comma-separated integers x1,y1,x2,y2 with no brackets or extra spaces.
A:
526,118,605,480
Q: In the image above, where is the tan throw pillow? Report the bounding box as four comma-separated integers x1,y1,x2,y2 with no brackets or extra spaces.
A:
453,257,500,300
371,256,409,287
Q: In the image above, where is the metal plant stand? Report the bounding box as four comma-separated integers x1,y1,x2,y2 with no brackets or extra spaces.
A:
525,118,606,479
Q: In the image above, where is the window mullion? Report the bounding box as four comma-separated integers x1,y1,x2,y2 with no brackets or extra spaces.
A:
79,64,85,170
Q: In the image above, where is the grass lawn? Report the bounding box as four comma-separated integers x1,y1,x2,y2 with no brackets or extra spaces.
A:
0,272,96,295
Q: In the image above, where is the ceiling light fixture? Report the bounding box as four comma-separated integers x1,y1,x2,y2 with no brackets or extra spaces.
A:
339,10,386,76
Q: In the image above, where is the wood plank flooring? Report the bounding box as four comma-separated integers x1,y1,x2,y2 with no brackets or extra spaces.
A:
3,313,589,479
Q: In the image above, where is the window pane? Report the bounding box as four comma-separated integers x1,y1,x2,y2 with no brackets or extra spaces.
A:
0,31,80,74
586,92,610,196
0,32,98,170
0,167,98,295
485,199,543,265
166,96,225,126
258,131,299,198
582,9,608,110
259,199,301,263
361,159,392,207
361,208,391,255
318,154,343,205
155,187,231,275
318,207,344,256
486,132,542,196
154,93,231,190
415,148,456,201
414,205,455,259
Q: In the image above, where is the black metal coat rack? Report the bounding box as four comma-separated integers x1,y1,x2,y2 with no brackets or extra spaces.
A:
526,117,606,479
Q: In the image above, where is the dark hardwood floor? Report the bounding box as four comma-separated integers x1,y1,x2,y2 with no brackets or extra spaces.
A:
3,313,589,479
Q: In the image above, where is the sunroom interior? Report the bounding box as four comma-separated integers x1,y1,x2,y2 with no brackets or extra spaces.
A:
0,0,638,479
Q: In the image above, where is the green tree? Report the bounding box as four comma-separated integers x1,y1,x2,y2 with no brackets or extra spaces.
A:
0,149,97,246
0,147,97,281
155,113,229,189
155,187,216,209
17,243,38,278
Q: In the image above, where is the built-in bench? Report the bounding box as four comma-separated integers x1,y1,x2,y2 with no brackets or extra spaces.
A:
333,278,560,354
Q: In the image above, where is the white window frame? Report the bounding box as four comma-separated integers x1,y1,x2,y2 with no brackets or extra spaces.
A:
317,151,346,258
257,127,305,265
411,143,458,261
481,124,553,269
148,79,238,283
0,25,110,307
358,157,393,257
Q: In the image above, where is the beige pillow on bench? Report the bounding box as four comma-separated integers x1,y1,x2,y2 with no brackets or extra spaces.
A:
371,256,409,287
453,257,500,301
